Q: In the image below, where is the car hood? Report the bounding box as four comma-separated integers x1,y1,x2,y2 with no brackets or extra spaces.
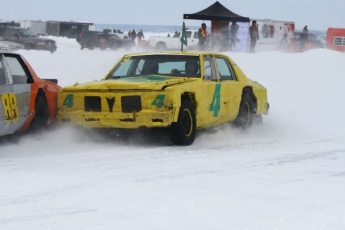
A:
62,75,198,91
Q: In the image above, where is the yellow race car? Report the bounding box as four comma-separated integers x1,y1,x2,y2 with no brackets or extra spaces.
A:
57,51,269,145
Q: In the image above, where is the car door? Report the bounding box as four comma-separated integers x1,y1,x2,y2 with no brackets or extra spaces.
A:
214,55,243,123
0,53,31,136
197,55,223,128
5,28,22,44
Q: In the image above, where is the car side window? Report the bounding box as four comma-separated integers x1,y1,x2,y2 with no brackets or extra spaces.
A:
215,57,236,81
0,27,6,36
7,28,19,37
0,60,6,85
4,55,31,84
186,31,192,38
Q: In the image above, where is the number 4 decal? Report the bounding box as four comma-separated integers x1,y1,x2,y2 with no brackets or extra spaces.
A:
62,94,74,108
151,94,165,108
209,84,221,117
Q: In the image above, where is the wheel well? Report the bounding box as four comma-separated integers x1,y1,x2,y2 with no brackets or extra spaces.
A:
36,89,47,108
242,86,257,113
181,92,196,109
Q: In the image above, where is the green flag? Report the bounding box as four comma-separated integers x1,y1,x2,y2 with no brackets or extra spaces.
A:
180,22,187,51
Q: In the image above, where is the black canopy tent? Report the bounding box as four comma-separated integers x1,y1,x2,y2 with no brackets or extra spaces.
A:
183,1,249,22
183,1,250,49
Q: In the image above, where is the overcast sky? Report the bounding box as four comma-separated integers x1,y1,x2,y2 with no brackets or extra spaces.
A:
3,0,345,30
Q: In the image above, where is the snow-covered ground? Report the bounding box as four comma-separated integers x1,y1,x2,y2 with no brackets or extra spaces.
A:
1,35,345,230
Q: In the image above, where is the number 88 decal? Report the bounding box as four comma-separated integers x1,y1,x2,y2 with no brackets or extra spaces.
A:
1,93,19,123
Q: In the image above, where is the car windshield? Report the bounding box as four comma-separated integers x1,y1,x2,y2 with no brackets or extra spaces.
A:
17,28,38,37
106,54,201,79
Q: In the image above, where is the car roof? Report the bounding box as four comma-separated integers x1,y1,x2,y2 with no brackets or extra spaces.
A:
123,51,229,57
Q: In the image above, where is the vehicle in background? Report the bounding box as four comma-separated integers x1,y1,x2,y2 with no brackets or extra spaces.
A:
76,30,102,50
57,51,269,146
293,32,324,51
0,51,61,137
149,30,199,51
0,26,57,53
99,34,135,50
76,30,135,50
326,28,345,52
0,36,24,51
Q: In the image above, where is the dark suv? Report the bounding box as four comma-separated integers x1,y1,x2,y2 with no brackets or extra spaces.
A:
0,26,57,53
294,32,324,49
76,30,102,50
77,30,135,50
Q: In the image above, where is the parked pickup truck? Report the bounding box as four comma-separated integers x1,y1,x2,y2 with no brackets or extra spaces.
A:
149,30,199,51
104,28,128,40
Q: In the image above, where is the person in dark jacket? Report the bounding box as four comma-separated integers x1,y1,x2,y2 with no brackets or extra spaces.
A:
249,20,259,53
131,29,137,40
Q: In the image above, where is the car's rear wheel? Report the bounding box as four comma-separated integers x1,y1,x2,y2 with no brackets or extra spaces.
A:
29,94,49,132
87,42,96,50
233,93,254,128
169,100,196,145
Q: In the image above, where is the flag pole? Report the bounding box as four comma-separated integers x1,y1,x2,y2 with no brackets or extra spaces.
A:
180,22,187,51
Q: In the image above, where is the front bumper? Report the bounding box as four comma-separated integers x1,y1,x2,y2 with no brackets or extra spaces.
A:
58,109,175,129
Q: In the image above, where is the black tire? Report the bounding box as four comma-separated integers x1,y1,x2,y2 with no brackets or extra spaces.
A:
29,95,49,132
233,93,254,129
155,43,167,51
169,101,196,145
87,42,95,50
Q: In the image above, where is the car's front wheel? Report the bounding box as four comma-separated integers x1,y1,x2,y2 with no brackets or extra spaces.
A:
169,100,196,145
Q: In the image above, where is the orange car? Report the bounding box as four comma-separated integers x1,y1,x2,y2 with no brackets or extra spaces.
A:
0,51,61,137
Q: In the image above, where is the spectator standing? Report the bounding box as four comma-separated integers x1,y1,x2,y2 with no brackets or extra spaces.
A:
173,31,179,38
137,30,144,40
229,21,239,51
198,23,208,50
128,30,132,40
131,29,137,41
249,20,259,53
